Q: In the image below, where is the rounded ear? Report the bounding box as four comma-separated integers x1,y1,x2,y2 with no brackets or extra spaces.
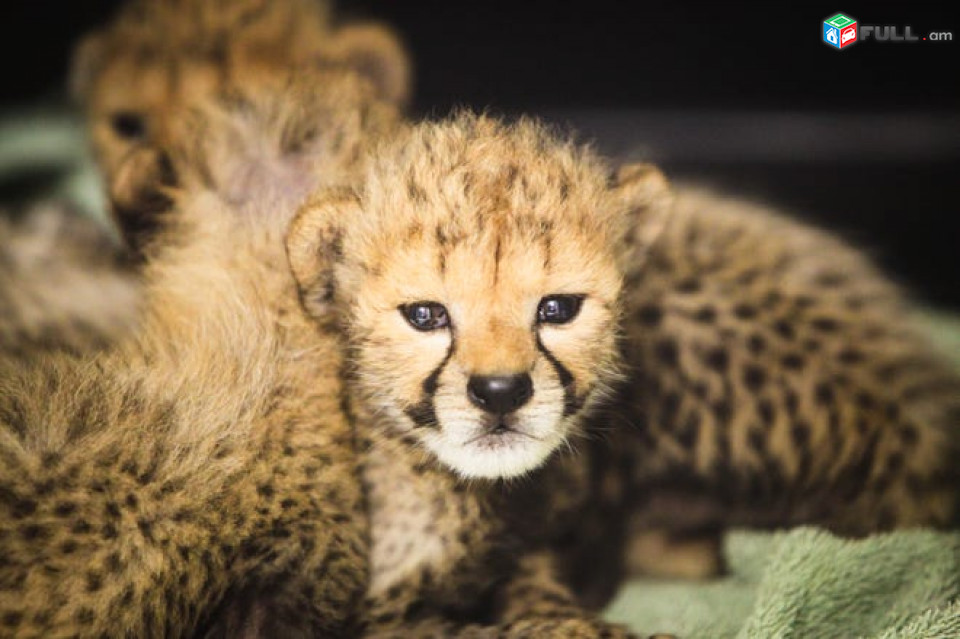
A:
324,22,413,108
612,163,674,270
109,146,179,257
285,187,361,319
70,32,106,102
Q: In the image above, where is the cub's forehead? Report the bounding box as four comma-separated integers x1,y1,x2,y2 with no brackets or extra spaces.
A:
337,115,625,300
352,114,618,247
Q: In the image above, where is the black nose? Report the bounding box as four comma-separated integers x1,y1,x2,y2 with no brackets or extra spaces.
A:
467,374,534,414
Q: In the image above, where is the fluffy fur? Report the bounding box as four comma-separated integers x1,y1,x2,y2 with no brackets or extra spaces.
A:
0,84,371,638
110,64,401,241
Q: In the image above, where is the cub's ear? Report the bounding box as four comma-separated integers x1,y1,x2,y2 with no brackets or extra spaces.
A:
109,146,179,258
611,163,674,271
285,187,361,319
324,22,412,108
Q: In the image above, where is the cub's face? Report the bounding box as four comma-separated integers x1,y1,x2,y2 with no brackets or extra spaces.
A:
352,215,622,479
81,55,223,184
288,116,670,479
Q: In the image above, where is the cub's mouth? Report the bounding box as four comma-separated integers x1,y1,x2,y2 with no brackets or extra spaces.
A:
422,403,569,480
463,416,543,450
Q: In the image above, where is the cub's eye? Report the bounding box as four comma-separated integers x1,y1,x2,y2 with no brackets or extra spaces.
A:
537,295,584,325
401,302,450,331
110,111,146,140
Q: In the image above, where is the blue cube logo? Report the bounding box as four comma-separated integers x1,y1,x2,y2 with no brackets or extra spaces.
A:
823,13,858,50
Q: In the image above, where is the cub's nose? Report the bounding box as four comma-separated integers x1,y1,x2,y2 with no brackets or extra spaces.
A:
467,374,534,414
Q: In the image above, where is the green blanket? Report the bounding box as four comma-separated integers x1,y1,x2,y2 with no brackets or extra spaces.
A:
607,320,960,638
606,528,960,638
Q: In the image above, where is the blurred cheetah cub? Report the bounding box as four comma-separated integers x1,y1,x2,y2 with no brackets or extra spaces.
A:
613,184,960,577
0,75,373,638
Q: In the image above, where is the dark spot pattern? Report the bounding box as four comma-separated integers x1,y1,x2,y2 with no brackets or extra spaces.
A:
635,304,663,327
693,306,717,323
703,347,729,373
654,338,679,367
743,365,766,392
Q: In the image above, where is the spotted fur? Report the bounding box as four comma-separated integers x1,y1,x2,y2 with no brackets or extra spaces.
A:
612,186,960,577
0,84,372,638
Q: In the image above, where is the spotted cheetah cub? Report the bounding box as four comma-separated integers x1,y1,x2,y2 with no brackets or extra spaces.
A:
72,0,410,252
0,75,375,638
612,185,960,578
288,112,959,635
288,113,673,638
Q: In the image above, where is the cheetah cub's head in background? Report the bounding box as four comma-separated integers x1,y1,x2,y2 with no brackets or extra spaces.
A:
72,0,411,190
288,113,672,479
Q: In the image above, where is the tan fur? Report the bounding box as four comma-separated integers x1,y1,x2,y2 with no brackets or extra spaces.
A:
0,86,369,638
289,112,958,636
0,206,141,357
72,0,411,212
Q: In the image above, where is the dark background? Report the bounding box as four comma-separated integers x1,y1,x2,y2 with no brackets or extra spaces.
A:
1,1,958,309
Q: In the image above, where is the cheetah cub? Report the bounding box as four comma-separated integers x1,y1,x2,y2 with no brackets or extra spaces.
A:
72,0,410,254
289,112,959,635
0,58,401,362
288,112,674,638
0,77,375,638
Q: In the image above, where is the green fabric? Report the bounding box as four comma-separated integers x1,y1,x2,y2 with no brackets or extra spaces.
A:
606,528,960,638
607,319,960,638
0,107,106,220
920,311,960,368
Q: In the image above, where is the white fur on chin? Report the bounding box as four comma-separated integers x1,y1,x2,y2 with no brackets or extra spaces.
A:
422,427,565,480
